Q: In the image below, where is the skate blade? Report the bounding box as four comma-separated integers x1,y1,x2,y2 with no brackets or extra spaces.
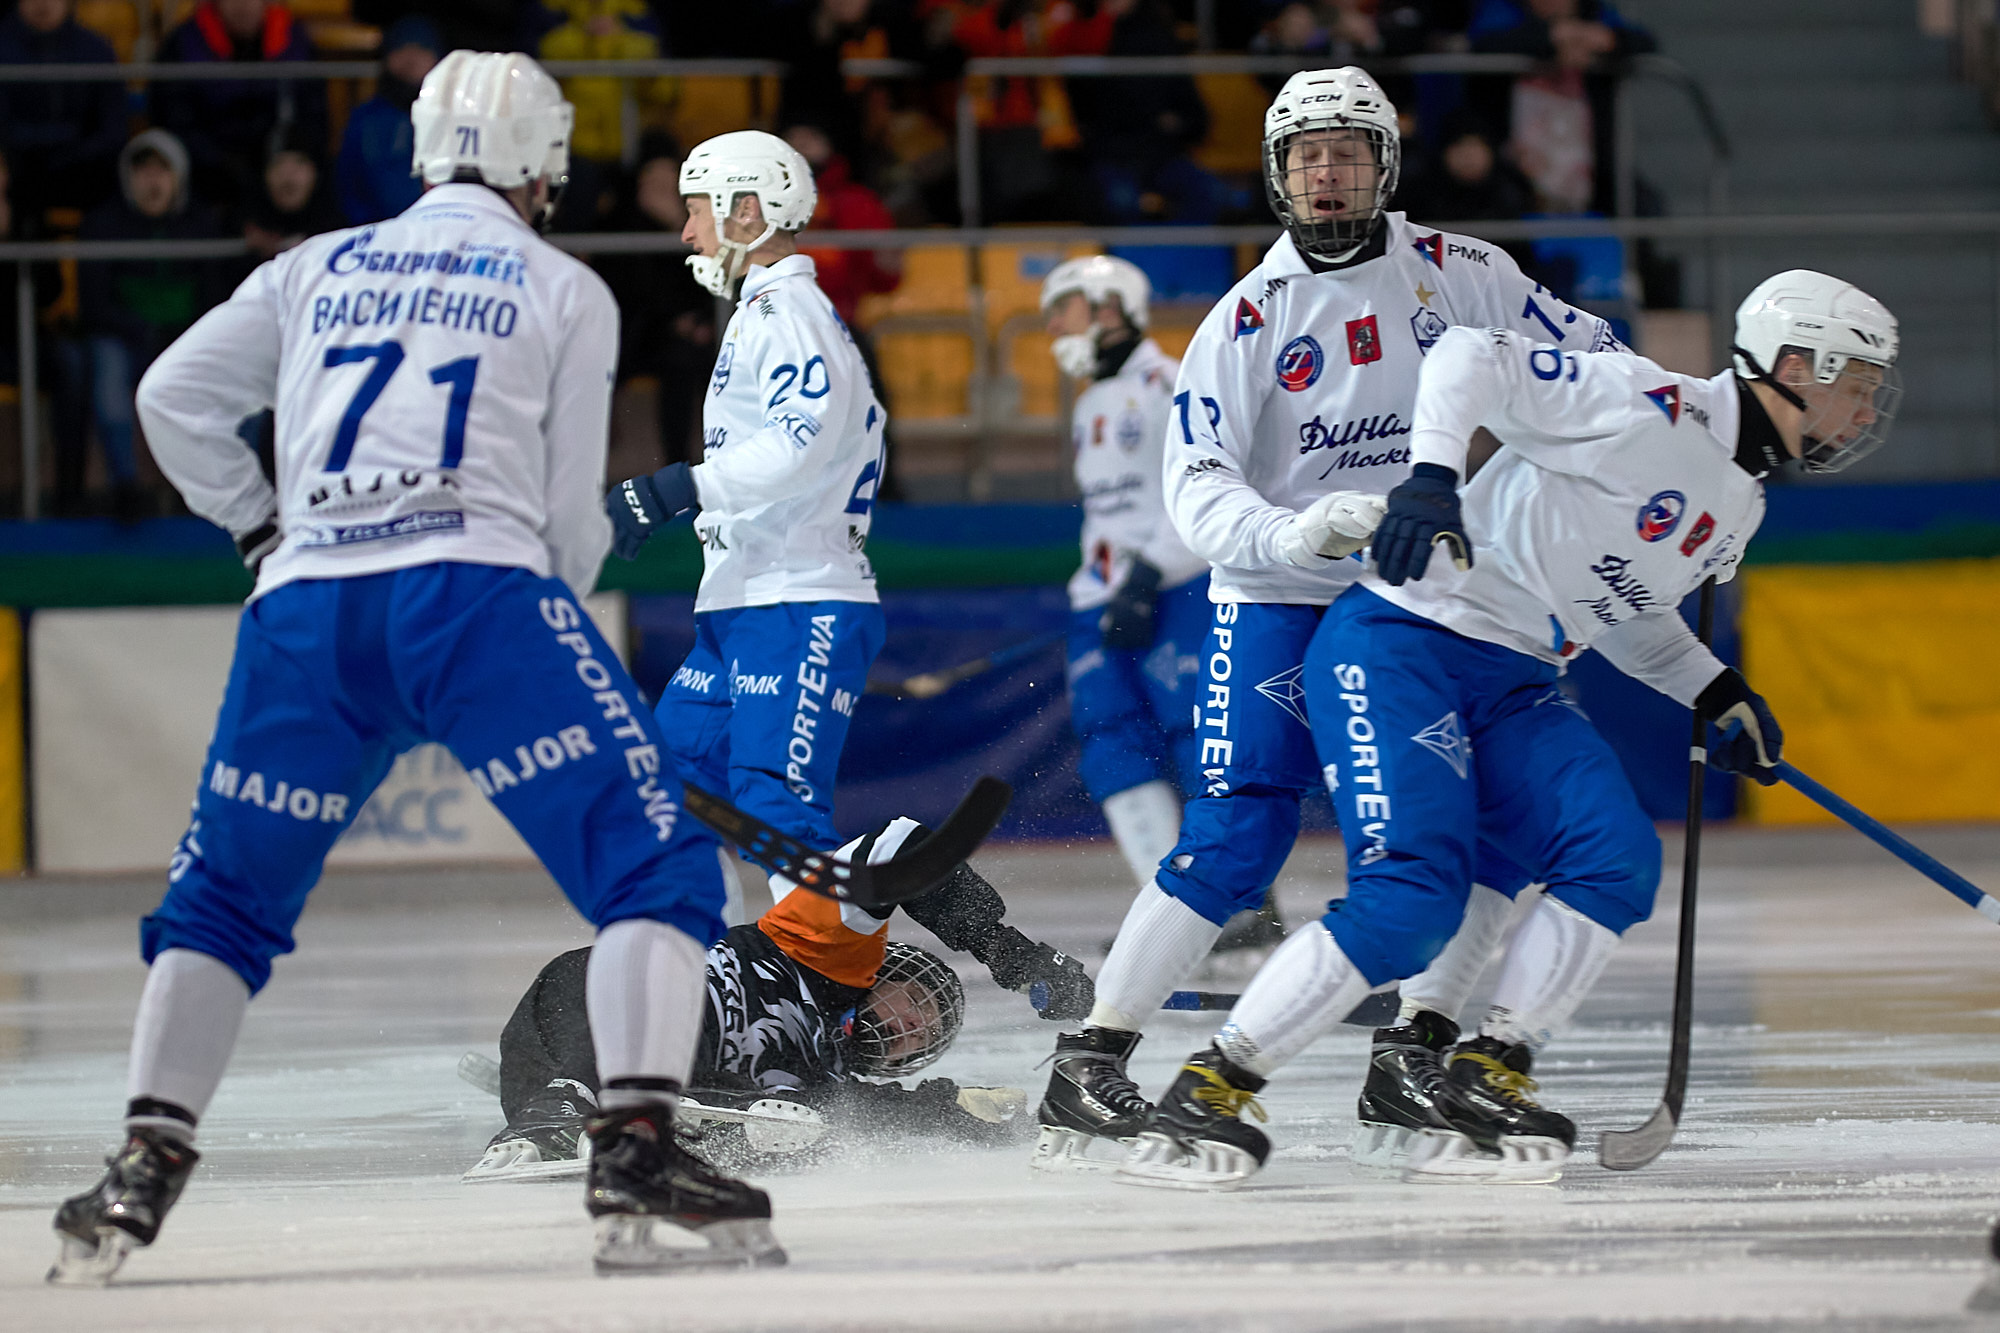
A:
461,1138,589,1183
1112,1131,1261,1192
1029,1125,1133,1175
47,1228,136,1287
593,1215,788,1274
1403,1129,1569,1185
1349,1121,1421,1171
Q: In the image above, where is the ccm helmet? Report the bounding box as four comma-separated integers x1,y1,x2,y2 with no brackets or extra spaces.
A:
679,130,817,297
411,52,574,229
1263,67,1401,265
1039,254,1151,378
1733,269,1900,474
845,942,965,1077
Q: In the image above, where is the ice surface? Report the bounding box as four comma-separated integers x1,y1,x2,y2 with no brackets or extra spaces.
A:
5,829,2000,1330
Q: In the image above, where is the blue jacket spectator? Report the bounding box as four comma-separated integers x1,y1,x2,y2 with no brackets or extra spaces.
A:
0,0,127,220
335,16,444,224
151,0,328,211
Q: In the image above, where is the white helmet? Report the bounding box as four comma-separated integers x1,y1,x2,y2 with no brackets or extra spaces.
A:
1733,269,1901,474
679,130,817,297
1039,255,1150,379
411,52,573,228
1263,67,1401,265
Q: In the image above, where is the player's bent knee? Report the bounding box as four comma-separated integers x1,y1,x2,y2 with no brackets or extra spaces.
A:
1547,818,1662,935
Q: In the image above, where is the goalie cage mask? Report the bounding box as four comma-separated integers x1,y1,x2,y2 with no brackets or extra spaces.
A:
843,941,966,1077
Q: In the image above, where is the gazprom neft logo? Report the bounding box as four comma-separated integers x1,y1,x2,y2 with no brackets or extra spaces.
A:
326,229,528,286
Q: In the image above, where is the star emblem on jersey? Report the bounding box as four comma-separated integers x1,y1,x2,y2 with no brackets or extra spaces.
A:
1276,335,1324,392
1346,315,1382,366
1254,665,1310,728
1233,297,1265,339
1643,385,1681,423
1413,281,1436,307
1636,490,1687,542
1412,233,1444,268
1412,711,1470,779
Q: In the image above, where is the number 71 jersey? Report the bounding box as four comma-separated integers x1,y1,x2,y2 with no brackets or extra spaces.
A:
137,183,622,600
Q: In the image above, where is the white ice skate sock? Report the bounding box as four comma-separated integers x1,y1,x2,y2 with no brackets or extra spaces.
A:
1397,883,1519,1024
1214,923,1368,1078
1089,881,1222,1031
1478,896,1619,1052
587,918,708,1112
717,846,749,928
125,948,251,1142
1100,780,1183,889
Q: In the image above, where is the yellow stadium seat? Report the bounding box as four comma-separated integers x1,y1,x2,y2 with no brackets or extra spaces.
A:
874,330,975,421
1148,318,1200,361
75,0,140,62
285,0,353,19
976,241,1098,334
1004,328,1061,418
858,245,971,325
668,76,777,149
306,20,380,53
1193,72,1267,176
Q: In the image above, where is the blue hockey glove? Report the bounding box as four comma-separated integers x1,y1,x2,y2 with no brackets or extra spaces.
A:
1099,558,1163,651
1697,668,1783,786
605,463,699,560
1371,463,1472,586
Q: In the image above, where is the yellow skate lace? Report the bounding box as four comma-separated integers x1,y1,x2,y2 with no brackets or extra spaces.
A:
1453,1052,1540,1107
1187,1065,1267,1124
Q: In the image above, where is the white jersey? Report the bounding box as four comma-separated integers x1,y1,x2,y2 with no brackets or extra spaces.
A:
1162,213,1622,605
688,254,885,614
1372,325,1767,706
1066,338,1208,612
138,184,619,601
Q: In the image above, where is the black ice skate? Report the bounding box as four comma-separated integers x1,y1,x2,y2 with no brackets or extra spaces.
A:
1211,890,1287,954
1115,1045,1270,1191
463,1079,595,1182
1350,1008,1460,1170
1404,1035,1576,1184
585,1103,787,1273
1031,1027,1153,1174
48,1129,200,1286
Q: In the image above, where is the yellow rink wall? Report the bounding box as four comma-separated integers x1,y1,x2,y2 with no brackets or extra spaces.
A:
1742,557,2000,824
0,609,22,870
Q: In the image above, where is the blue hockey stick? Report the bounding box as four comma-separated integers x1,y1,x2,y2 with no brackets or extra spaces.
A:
1774,760,2000,921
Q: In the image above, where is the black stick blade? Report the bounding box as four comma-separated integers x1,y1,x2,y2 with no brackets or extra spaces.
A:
1598,1103,1678,1171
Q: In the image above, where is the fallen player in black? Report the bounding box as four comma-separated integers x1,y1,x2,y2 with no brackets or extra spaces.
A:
468,822,1093,1176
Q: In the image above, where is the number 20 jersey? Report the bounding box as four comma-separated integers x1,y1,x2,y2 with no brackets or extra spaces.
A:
138,183,622,601
687,254,886,614
1161,212,1623,606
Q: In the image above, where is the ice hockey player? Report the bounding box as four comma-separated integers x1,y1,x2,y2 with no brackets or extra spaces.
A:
1040,255,1209,892
603,130,889,928
1119,269,1899,1189
48,53,788,1282
1033,65,1620,1174
470,820,1088,1175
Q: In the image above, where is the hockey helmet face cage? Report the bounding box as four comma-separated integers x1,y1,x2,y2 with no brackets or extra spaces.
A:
679,130,818,298
411,51,574,232
1732,269,1901,474
845,942,965,1077
1263,68,1401,265
1039,254,1151,378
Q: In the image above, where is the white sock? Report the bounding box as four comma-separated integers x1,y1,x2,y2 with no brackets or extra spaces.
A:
1089,881,1221,1031
717,846,748,927
1398,883,1519,1023
1215,923,1368,1077
1100,780,1183,888
587,918,708,1112
1479,896,1619,1052
126,948,251,1140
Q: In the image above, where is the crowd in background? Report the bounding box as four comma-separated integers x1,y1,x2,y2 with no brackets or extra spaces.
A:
0,0,1657,516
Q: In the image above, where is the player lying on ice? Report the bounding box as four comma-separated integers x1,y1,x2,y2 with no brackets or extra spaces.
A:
466,819,1093,1177
1113,268,1901,1189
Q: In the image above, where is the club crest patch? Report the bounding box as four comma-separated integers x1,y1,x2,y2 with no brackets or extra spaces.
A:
1637,490,1687,542
1346,315,1382,365
1276,335,1324,392
1410,307,1448,355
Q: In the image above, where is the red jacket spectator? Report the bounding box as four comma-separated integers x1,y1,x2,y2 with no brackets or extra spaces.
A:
152,0,327,210
787,127,902,326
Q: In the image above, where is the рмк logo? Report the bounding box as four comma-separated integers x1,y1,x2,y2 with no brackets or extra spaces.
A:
1636,490,1686,542
1276,335,1324,392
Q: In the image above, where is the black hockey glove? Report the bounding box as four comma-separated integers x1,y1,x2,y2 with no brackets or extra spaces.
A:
1696,668,1783,786
1099,557,1163,651
605,463,700,560
986,925,1094,1020
1371,463,1472,586
235,518,280,576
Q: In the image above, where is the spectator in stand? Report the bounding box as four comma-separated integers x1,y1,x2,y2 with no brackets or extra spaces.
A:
352,0,513,54
1058,0,1245,225
153,0,327,214
783,123,902,328
950,0,1094,223
1467,0,1654,214
591,137,717,467
539,0,677,232
1397,109,1532,222
242,135,346,266
0,0,127,223
54,130,226,520
0,149,63,401
335,16,443,225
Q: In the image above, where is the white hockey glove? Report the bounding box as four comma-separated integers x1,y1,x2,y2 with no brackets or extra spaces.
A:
955,1086,1028,1124
1276,490,1389,567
